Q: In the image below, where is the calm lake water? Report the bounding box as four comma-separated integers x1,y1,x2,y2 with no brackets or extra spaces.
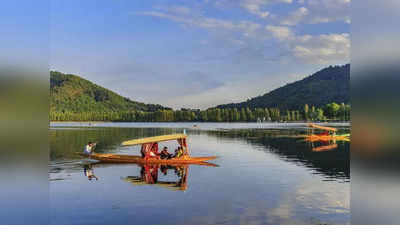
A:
50,122,350,225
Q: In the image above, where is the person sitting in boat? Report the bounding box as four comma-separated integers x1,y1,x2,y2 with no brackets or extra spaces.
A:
149,150,158,158
160,147,172,159
148,145,160,159
83,142,97,155
173,146,184,158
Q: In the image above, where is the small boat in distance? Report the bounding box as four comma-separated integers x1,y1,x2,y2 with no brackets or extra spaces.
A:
306,123,350,142
78,133,217,165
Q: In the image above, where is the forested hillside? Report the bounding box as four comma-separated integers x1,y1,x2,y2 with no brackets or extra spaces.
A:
50,66,350,122
50,71,168,113
217,64,349,110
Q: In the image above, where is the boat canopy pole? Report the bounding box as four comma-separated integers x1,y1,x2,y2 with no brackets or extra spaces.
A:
177,138,189,156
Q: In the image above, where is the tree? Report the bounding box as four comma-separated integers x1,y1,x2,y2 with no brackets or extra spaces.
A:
291,110,296,121
246,107,254,122
286,110,291,121
200,110,208,122
216,108,222,122
233,108,240,122
324,102,340,119
224,108,230,122
311,106,316,121
316,108,324,121
304,104,309,121
339,103,346,121
264,108,270,121
345,104,351,121
240,108,247,121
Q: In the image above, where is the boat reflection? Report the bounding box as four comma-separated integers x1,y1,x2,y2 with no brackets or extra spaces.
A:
305,123,350,152
311,142,338,152
82,162,218,191
124,164,189,191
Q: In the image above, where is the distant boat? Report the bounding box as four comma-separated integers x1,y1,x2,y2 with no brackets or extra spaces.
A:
306,123,350,142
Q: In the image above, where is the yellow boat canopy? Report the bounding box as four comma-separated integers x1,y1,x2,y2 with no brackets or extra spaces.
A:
122,134,187,146
308,123,337,132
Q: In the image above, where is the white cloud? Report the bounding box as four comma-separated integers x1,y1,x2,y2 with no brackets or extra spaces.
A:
140,11,233,30
139,3,349,65
154,5,191,15
265,21,349,64
291,33,350,64
281,7,309,26
266,25,293,41
281,0,350,25
215,0,293,18
242,1,270,18
308,0,350,24
139,10,263,38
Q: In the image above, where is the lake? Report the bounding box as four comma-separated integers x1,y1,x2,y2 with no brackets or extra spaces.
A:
50,122,350,225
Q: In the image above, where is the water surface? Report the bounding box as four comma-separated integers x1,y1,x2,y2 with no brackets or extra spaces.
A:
50,122,349,225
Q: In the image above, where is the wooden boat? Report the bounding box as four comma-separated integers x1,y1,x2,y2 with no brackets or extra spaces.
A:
305,134,350,142
306,123,350,142
79,133,217,164
77,153,217,165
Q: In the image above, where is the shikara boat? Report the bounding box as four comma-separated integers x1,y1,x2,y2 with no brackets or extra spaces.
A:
305,123,350,142
78,133,217,164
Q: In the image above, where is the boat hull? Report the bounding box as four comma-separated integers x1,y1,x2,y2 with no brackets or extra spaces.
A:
77,153,217,165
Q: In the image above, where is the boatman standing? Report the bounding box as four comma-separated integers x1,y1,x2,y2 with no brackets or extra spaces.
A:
83,141,97,155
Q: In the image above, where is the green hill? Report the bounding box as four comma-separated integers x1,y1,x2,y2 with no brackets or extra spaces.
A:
50,71,169,113
216,64,349,110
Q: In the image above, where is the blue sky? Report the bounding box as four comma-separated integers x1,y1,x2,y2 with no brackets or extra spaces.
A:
50,0,350,109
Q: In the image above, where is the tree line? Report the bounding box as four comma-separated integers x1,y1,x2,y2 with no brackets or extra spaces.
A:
50,102,350,122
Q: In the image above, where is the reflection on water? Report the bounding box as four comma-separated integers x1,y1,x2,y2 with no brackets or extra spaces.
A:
124,164,189,191
206,129,349,181
50,123,349,225
83,164,99,181
81,163,215,191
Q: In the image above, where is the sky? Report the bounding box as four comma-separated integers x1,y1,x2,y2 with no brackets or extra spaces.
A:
50,0,350,109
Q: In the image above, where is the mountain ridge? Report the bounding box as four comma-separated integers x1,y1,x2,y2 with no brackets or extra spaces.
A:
50,71,170,113
215,64,349,110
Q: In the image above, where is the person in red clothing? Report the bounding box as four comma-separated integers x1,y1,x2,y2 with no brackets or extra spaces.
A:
148,144,160,159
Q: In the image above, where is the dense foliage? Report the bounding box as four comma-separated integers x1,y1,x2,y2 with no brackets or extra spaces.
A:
50,71,168,113
50,66,350,122
51,103,350,122
217,64,350,110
